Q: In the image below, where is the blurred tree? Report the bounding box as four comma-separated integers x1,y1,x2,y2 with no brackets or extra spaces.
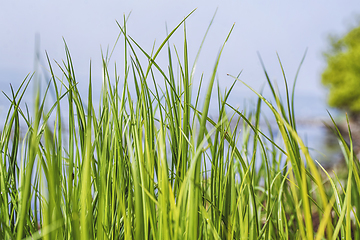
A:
322,24,360,119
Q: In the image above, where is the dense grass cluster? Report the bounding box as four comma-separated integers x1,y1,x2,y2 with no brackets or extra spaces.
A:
1,12,360,239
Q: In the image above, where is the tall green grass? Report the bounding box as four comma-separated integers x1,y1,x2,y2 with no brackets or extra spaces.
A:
0,11,359,239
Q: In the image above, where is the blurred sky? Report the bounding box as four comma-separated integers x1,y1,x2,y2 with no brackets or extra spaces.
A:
1,1,360,119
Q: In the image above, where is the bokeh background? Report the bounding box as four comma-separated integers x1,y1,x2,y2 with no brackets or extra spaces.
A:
1,1,360,165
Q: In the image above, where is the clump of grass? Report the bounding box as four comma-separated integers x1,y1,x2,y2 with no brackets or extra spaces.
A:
0,11,359,240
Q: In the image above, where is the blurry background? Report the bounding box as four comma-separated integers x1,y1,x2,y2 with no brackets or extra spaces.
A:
1,1,360,165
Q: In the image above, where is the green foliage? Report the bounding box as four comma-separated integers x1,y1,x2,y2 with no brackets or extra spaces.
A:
322,24,360,115
0,11,359,239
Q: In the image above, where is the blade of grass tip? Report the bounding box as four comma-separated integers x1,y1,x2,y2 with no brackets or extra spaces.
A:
1,75,31,125
7,73,33,103
191,74,203,133
326,110,352,159
190,8,218,82
182,21,191,182
144,9,196,78
116,9,196,79
80,62,93,239
8,86,20,180
258,54,291,126
257,53,276,99
122,14,129,88
291,49,307,128
316,160,342,216
107,12,132,64
276,53,293,127
3,75,33,129
106,12,130,65
251,91,262,176
197,23,234,147
2,74,32,124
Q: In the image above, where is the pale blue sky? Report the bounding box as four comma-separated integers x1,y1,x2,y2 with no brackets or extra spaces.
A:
1,1,360,117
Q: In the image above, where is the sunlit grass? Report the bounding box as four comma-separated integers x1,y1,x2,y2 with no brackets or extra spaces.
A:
0,11,359,239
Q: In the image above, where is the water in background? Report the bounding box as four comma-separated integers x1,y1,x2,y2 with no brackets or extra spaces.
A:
223,87,343,168
0,68,343,169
